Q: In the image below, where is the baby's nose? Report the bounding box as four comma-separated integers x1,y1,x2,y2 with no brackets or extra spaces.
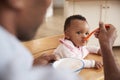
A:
81,33,87,37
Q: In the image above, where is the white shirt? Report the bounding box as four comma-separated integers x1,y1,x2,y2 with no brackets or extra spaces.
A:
0,26,78,80
54,39,100,68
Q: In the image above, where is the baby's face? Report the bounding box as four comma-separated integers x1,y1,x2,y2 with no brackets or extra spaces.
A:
65,19,89,47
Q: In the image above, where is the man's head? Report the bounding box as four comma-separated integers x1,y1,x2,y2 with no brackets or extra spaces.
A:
0,0,51,41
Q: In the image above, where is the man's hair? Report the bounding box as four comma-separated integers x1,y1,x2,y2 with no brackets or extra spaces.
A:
0,0,7,7
64,15,87,32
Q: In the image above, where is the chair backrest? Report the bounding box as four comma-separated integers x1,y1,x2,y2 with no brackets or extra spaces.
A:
23,34,64,58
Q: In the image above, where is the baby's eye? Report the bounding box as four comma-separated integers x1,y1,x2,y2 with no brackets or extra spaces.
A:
76,31,81,34
85,32,89,35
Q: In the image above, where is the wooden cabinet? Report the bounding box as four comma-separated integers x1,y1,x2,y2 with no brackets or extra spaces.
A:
64,0,120,46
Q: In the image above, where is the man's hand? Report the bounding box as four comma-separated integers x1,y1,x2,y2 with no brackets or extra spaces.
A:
95,22,117,47
33,53,57,66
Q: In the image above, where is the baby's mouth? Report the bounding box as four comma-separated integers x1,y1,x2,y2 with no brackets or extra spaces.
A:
81,39,86,43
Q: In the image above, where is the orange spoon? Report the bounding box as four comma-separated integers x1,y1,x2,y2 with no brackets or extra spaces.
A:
84,25,110,41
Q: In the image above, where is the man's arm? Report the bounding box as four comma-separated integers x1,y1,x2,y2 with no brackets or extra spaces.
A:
33,53,57,66
97,22,120,80
100,41,120,80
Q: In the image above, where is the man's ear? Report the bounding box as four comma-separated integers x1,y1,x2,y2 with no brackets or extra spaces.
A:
7,0,25,10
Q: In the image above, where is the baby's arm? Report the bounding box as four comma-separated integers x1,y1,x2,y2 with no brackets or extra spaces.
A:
86,46,102,55
82,59,102,69
54,53,61,60
54,44,73,60
54,44,65,60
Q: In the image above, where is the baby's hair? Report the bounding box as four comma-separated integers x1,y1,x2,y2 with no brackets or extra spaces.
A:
64,15,87,32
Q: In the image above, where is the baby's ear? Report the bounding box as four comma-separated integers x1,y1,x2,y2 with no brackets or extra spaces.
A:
65,36,70,39
65,31,70,39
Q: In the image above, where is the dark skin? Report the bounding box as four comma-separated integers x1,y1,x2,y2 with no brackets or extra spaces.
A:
0,0,56,65
96,22,120,80
1,0,119,79
34,53,57,66
65,19,102,69
0,0,51,41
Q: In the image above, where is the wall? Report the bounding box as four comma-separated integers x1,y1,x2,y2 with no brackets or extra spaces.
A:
53,0,65,8
46,1,53,17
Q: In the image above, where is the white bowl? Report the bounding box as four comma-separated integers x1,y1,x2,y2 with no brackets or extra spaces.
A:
53,58,84,73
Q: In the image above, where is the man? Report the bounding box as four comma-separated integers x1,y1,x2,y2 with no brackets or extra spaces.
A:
96,22,120,80
0,0,119,80
0,0,78,80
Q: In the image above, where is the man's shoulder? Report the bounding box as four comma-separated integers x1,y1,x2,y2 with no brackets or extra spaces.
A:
0,26,32,58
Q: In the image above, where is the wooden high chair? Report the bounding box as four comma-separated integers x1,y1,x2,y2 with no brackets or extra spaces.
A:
23,34,104,80
23,34,64,58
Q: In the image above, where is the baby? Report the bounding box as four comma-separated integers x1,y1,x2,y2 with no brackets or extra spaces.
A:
54,15,102,69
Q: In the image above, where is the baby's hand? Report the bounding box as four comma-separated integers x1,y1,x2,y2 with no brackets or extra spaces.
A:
95,61,103,69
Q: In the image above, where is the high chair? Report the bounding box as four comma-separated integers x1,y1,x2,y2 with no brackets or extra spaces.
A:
23,34,64,58
23,34,104,80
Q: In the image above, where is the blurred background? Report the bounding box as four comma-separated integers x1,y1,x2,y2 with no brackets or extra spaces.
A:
35,0,65,39
34,0,120,47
